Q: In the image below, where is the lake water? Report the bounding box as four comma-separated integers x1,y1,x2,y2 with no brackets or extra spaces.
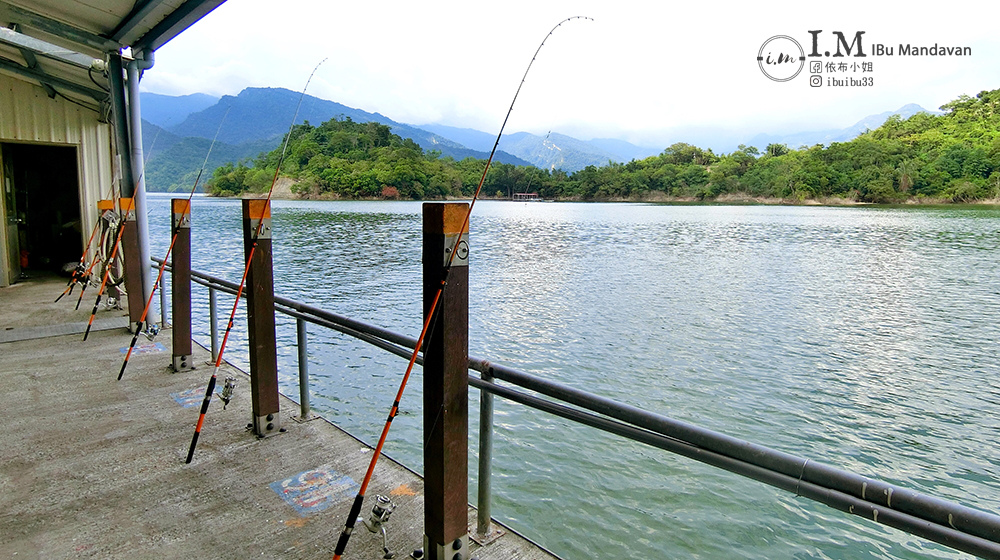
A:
147,194,1000,559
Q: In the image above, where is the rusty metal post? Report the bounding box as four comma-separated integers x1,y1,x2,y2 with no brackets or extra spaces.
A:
170,199,193,372
242,199,280,437
119,197,144,327
422,202,470,560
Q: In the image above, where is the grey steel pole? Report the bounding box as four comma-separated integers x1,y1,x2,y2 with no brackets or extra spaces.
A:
158,275,168,328
476,368,494,538
209,286,219,362
296,317,310,418
125,58,157,325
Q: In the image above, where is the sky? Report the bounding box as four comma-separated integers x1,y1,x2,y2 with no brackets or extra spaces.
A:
142,0,1000,151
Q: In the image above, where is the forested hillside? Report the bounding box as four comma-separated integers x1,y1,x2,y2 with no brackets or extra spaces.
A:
209,88,1000,203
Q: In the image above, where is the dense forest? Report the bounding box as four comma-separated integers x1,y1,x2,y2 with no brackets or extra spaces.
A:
208,88,1000,203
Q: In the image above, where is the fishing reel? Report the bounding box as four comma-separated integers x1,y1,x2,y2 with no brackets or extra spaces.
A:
217,376,236,410
143,322,160,340
361,494,397,559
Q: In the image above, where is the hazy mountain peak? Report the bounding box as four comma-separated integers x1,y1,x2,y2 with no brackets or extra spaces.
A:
749,104,938,150
139,92,220,129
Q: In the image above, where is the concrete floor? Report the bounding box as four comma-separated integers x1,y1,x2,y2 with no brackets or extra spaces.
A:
0,275,559,560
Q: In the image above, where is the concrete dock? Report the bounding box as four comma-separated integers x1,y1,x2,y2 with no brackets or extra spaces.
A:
0,275,559,560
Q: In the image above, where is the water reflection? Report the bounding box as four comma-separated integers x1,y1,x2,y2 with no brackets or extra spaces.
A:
147,195,1000,560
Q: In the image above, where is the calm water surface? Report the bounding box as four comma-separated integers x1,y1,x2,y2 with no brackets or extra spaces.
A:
147,195,1000,559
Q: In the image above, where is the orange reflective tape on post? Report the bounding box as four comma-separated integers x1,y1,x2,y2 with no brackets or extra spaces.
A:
246,198,271,220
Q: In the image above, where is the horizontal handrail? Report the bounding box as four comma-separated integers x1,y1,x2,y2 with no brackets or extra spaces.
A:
467,358,1000,547
468,376,1000,559
154,257,1000,559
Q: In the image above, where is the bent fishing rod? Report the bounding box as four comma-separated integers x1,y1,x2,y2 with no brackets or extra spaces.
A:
185,58,327,464
331,16,592,560
67,130,162,307
118,106,231,381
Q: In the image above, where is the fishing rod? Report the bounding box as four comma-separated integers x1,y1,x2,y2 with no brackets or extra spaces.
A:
185,58,327,464
54,201,104,303
331,16,592,560
70,128,161,308
117,106,231,381
82,194,135,341
72,210,123,311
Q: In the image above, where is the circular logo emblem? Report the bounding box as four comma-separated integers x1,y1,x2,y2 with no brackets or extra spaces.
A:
758,35,805,82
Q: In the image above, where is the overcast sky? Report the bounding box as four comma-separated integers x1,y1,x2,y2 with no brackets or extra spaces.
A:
142,0,1000,150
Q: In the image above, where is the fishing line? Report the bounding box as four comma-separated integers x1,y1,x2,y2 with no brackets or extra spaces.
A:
184,58,327,464
117,106,231,381
331,16,592,560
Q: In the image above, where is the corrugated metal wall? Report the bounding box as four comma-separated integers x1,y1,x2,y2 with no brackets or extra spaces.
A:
0,73,114,285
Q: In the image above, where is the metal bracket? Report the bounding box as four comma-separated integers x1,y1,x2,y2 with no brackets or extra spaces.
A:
470,525,504,546
170,354,195,373
172,213,190,229
249,217,272,240
254,412,281,437
424,534,469,560
443,232,469,267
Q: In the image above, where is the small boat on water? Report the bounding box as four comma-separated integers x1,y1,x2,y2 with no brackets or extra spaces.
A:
513,192,544,202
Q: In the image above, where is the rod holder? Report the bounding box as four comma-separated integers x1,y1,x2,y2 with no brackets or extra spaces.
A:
170,198,193,372
242,199,280,438
422,203,470,560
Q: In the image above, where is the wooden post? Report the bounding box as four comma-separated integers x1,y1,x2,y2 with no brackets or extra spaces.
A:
170,199,193,372
119,197,143,326
422,202,470,560
242,199,280,437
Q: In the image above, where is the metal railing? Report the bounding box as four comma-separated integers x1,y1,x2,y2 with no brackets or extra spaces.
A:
153,258,1000,559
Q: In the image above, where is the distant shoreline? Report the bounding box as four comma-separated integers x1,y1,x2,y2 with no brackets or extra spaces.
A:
201,189,1000,207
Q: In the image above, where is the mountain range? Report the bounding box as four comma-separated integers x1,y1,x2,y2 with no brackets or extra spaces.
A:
749,103,939,149
140,87,533,191
139,87,935,191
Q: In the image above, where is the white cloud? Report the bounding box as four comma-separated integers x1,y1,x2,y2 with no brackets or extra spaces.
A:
144,0,1000,150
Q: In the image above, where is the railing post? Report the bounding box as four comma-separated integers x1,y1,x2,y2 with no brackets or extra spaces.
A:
296,317,310,419
209,286,219,363
476,368,495,540
158,274,169,328
242,199,280,438
422,202,470,560
170,199,193,371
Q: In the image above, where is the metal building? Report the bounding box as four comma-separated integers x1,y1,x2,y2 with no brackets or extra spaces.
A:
0,0,225,309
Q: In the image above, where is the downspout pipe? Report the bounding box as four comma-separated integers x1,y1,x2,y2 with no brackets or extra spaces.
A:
126,48,158,325
106,54,135,197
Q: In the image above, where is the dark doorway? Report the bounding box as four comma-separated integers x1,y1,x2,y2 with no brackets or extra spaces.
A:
1,143,81,276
